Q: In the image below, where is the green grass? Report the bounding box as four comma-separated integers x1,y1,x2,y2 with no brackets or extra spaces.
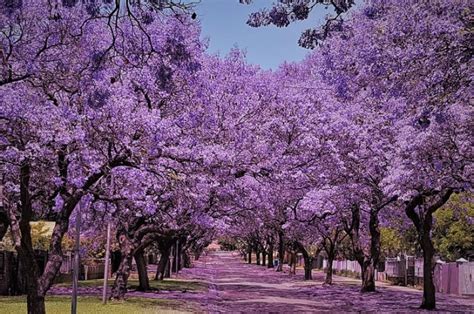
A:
56,278,207,292
0,296,191,314
129,279,207,292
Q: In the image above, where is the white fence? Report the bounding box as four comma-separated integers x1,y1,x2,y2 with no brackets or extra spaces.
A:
323,258,474,296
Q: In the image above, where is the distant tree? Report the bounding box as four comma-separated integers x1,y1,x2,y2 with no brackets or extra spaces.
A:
241,0,355,48
0,222,52,251
433,193,474,261
30,222,52,252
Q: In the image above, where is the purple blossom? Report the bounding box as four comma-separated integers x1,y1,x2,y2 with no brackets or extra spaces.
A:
87,89,110,109
62,0,77,8
269,6,290,27
156,65,173,90
1,0,22,15
142,13,154,25
363,6,379,19
292,4,309,20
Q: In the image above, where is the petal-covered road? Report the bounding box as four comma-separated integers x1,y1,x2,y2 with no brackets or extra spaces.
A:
170,250,474,313
49,250,474,313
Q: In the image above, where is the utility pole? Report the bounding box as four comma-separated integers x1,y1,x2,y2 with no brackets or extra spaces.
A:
71,201,82,314
102,219,112,304
102,174,114,304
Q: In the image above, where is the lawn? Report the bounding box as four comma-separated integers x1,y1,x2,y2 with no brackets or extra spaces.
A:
55,278,208,292
0,296,190,314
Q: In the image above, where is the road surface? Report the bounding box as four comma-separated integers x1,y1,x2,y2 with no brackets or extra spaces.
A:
173,250,474,313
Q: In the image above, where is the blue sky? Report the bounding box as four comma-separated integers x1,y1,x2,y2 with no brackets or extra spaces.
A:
195,1,331,70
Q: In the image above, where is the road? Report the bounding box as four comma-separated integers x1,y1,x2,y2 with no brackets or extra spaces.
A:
173,250,474,313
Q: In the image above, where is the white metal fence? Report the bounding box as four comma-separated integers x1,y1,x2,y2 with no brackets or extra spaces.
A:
323,258,474,296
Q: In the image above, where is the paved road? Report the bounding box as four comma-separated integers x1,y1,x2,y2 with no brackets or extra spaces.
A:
175,250,474,313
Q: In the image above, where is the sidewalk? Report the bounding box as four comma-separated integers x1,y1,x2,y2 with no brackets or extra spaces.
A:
285,265,474,308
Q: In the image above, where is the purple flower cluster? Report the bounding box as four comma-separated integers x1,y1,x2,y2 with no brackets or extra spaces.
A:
269,6,290,27
87,89,111,109
292,4,309,20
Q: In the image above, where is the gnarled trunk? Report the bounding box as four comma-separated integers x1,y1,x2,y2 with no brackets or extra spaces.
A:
134,249,150,291
111,235,134,299
361,262,376,292
347,204,380,293
404,190,453,310
111,253,133,299
155,245,171,281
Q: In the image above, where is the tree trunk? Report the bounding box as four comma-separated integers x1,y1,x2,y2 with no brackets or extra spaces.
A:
15,162,46,314
302,253,312,280
361,262,376,292
404,190,453,310
155,246,171,281
134,250,150,291
26,293,45,314
164,257,171,278
289,252,297,275
295,242,313,280
363,210,381,292
347,204,379,293
267,242,274,268
111,253,133,299
177,242,183,271
420,224,436,309
304,259,312,280
182,251,191,268
277,231,284,272
111,235,134,299
248,247,252,264
262,250,266,266
325,249,335,285
0,210,9,241
256,247,261,265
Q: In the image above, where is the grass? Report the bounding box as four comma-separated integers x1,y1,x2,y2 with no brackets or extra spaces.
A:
0,296,191,314
129,279,207,292
56,278,207,292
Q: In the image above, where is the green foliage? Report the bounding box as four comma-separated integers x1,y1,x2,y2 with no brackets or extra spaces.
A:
0,221,52,251
0,228,14,251
380,193,473,261
380,227,402,258
433,193,474,261
62,229,119,260
30,221,52,251
380,226,419,258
